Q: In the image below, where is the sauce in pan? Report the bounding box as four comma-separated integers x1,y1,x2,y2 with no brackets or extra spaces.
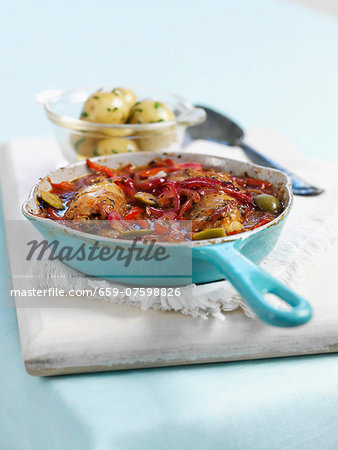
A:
37,158,284,241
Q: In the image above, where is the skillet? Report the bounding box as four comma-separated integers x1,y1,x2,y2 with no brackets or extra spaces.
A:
22,152,312,327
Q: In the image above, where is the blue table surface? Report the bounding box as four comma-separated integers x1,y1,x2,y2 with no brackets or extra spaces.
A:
1,1,338,449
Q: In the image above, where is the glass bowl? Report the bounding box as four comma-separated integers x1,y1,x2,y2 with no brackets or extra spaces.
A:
37,86,206,161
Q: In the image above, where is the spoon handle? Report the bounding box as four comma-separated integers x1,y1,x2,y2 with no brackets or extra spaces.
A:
239,142,324,196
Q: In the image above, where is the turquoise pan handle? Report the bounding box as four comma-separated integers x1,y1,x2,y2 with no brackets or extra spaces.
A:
194,243,312,327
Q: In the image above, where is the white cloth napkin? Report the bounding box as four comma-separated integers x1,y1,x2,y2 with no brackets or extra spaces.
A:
31,133,338,319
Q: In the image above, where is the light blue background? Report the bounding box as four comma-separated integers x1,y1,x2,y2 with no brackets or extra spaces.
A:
1,0,338,449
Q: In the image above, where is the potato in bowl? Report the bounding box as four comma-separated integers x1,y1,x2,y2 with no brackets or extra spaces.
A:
38,86,206,161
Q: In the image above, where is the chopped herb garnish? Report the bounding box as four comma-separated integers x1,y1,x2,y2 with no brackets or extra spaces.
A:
107,107,118,112
112,88,118,94
128,108,143,122
154,102,161,109
111,150,118,154
93,95,100,99
81,112,88,118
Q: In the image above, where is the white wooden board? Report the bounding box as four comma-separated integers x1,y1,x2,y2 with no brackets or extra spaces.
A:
1,132,338,376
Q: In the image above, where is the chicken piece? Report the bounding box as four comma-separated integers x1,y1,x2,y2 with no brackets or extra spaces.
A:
169,168,243,234
188,193,243,234
64,180,127,220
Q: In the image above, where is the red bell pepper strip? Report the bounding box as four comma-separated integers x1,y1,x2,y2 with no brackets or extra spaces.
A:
49,180,75,190
232,176,272,190
119,163,133,176
177,162,203,170
124,206,144,220
253,214,273,229
138,167,171,178
159,211,178,220
177,177,236,190
177,187,200,203
178,199,193,218
86,159,116,178
146,207,165,218
107,210,123,221
176,177,254,206
87,159,136,197
154,222,169,235
46,207,63,220
166,181,180,212
158,159,203,170
146,207,178,220
119,177,136,197
158,158,177,167
135,177,167,191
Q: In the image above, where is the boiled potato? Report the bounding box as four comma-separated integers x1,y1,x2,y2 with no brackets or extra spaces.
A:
117,87,137,110
79,90,176,151
81,89,129,124
137,126,177,151
70,135,99,158
128,100,176,151
94,138,139,156
128,100,174,124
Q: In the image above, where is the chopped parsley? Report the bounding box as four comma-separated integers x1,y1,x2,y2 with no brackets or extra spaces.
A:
93,95,100,100
112,88,119,94
154,102,161,109
107,107,118,112
128,108,143,122
81,112,88,118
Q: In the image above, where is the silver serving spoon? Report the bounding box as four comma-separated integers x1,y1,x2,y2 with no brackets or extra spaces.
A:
188,105,324,196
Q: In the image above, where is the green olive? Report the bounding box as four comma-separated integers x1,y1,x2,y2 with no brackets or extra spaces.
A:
134,192,158,206
192,227,226,241
40,191,64,209
254,194,282,213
